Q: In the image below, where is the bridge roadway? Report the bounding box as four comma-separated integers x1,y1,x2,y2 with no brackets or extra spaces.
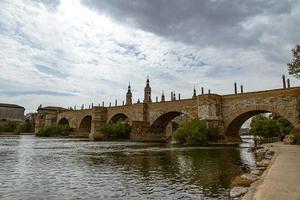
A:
35,87,300,142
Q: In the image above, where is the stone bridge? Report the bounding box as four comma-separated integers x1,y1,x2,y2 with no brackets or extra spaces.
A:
35,87,300,142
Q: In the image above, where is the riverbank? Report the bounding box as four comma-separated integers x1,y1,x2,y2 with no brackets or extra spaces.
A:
0,132,34,136
243,143,300,200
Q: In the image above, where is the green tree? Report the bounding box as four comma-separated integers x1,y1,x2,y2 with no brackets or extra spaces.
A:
173,119,220,145
99,120,131,140
250,114,293,138
270,114,293,135
287,44,300,78
36,124,71,137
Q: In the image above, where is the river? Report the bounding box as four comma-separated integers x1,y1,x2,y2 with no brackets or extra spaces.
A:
0,135,255,200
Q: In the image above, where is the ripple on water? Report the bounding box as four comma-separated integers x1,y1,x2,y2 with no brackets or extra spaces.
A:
0,136,256,200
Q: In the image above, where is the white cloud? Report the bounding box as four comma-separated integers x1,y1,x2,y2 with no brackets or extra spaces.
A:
0,0,299,113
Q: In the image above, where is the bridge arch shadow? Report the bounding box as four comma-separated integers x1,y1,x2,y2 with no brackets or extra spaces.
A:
58,118,69,126
79,115,92,134
109,113,131,125
150,111,190,137
225,109,295,141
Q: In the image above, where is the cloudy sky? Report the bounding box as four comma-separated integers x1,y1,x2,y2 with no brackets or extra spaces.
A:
0,0,299,113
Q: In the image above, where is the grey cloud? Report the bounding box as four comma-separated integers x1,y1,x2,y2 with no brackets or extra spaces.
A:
1,90,74,97
205,66,243,78
35,64,69,79
82,0,296,47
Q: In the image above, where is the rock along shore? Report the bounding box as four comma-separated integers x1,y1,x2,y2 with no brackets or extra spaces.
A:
230,142,300,200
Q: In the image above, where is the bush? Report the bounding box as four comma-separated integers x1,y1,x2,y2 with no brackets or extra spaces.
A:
172,119,220,145
98,121,131,140
290,128,300,144
36,124,71,137
283,128,300,145
0,121,17,133
15,122,33,133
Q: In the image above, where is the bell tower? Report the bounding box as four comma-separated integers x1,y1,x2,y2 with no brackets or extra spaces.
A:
126,82,132,105
143,76,152,103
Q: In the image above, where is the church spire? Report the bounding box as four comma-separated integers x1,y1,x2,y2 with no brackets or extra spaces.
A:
126,82,132,105
143,76,152,103
128,82,131,92
146,75,150,87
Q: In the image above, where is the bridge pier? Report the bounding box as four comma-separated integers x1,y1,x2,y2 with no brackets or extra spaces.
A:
130,121,166,142
197,94,234,141
89,107,107,141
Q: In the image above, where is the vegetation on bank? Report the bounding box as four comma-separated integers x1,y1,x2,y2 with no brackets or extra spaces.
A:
36,124,71,137
284,128,300,145
172,119,222,145
0,121,33,133
250,114,293,138
98,121,131,140
290,128,300,144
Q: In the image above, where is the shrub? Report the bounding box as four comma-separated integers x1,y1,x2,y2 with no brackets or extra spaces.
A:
0,121,17,133
283,134,295,144
15,122,33,133
98,121,131,140
172,119,220,145
290,128,300,144
36,124,71,137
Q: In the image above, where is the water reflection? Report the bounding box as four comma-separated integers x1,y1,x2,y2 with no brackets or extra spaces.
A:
0,135,255,200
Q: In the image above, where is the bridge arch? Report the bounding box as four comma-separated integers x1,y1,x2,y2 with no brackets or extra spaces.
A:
224,105,297,141
108,113,131,125
79,115,92,133
149,111,191,135
58,118,69,126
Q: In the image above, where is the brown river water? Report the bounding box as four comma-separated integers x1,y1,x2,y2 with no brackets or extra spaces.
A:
0,135,255,200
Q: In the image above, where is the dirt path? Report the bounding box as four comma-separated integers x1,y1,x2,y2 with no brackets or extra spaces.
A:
243,143,300,200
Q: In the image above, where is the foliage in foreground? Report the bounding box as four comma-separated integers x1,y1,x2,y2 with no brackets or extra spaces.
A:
285,128,300,145
172,119,221,145
287,44,300,79
0,121,33,133
36,124,71,137
0,121,17,133
291,128,300,144
250,114,293,138
98,121,131,140
16,122,33,133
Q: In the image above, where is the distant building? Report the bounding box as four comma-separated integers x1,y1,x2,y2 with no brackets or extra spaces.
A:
0,103,25,122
